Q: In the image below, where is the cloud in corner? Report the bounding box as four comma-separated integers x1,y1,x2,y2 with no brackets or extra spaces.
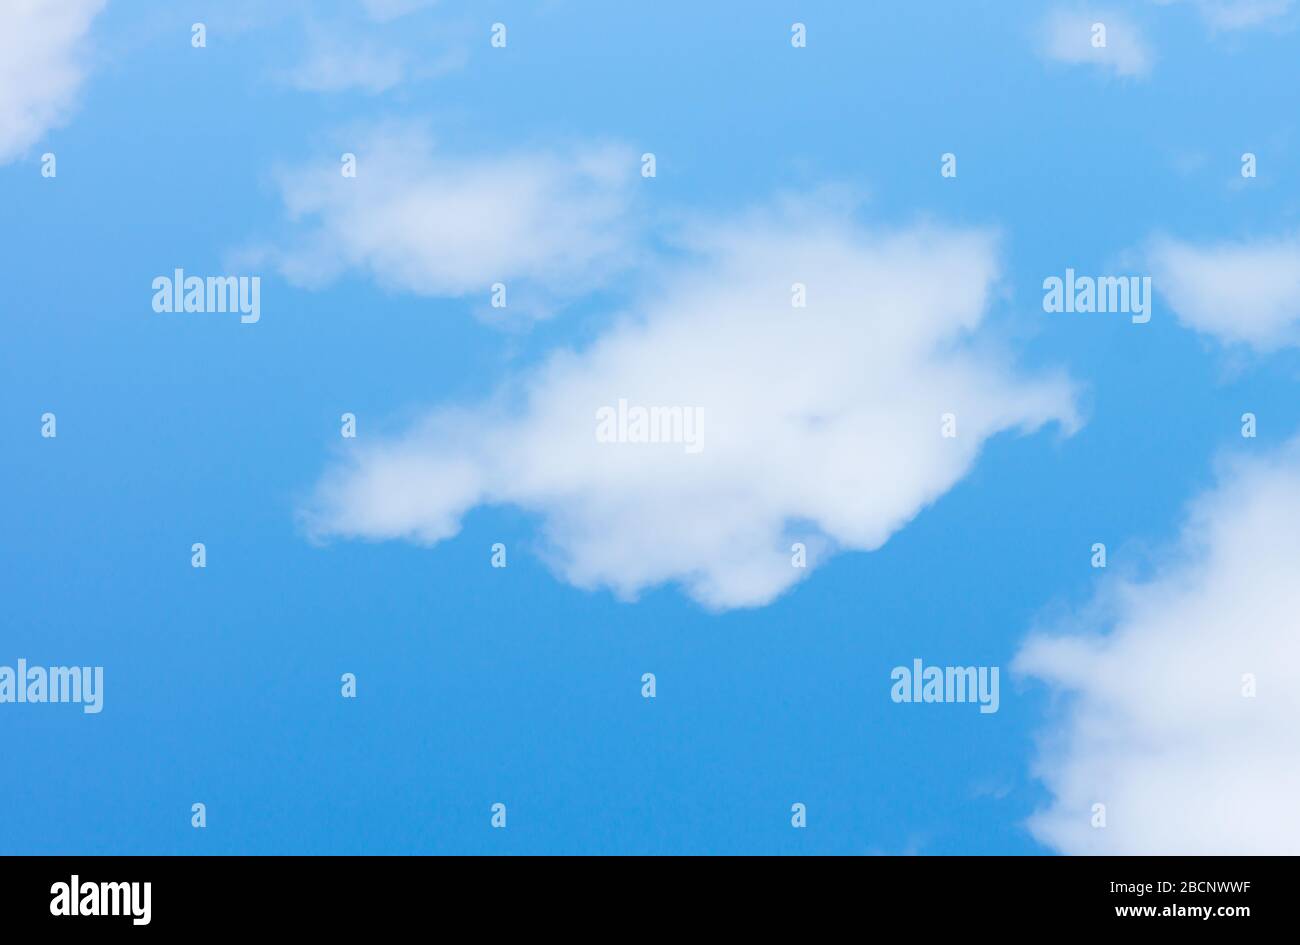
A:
1017,440,1300,854
0,0,106,165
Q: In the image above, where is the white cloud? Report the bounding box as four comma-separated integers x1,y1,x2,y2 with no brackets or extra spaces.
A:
1016,442,1300,854
302,205,1078,610
1042,9,1152,76
0,0,106,165
255,125,638,314
1148,233,1300,351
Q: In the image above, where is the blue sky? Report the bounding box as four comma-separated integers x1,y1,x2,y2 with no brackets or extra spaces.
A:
4,0,1300,854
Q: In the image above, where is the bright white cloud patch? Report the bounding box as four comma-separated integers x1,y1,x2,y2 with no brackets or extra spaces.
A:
258,126,636,315
1149,233,1300,351
1042,9,1151,76
1017,442,1300,854
0,0,106,165
303,209,1078,610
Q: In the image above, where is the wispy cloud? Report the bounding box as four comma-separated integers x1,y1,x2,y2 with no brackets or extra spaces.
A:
285,38,465,93
359,0,440,23
279,1,467,95
1174,0,1295,30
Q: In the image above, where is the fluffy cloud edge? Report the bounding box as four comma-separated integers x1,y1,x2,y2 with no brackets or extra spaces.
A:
0,0,107,165
1148,232,1300,351
1015,439,1300,854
